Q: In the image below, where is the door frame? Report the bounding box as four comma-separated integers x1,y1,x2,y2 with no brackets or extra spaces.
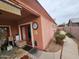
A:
18,22,34,47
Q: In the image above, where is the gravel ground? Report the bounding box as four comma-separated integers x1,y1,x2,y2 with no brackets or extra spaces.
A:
46,39,62,52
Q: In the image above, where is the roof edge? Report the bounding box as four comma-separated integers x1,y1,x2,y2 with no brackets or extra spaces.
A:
36,0,57,25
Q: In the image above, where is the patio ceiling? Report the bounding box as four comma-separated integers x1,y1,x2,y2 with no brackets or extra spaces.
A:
0,8,38,21
0,10,21,21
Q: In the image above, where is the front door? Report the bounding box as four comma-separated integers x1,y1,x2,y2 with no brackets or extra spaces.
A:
21,24,32,46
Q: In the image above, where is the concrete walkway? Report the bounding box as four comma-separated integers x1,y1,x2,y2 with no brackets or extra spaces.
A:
32,50,61,59
62,36,79,59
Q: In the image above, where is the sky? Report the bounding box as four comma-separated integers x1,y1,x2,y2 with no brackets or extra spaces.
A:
37,0,79,25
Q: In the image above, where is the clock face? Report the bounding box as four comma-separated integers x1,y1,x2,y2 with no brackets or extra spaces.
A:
32,22,38,30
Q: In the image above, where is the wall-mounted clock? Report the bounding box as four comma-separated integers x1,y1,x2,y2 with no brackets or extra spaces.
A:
32,22,38,30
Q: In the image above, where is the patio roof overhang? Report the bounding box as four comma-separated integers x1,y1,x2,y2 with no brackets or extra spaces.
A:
0,8,38,21
0,0,39,25
0,1,21,16
9,0,40,17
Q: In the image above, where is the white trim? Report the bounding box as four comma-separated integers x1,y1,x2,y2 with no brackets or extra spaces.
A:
30,22,35,47
9,26,12,36
19,22,35,47
0,25,12,36
18,25,21,40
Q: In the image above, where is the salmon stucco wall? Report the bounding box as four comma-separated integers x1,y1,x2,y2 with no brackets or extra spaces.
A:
41,17,56,49
11,24,18,36
15,0,55,24
0,19,18,37
18,17,43,49
11,0,56,49
32,17,43,49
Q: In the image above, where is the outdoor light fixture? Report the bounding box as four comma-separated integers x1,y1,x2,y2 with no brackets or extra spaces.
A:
32,22,38,30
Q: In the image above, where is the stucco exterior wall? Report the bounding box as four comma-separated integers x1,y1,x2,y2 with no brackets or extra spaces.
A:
11,24,18,36
0,20,18,36
15,0,55,24
41,17,56,49
65,26,79,40
7,0,56,49
18,16,56,50
32,18,43,49
18,17,43,49
15,0,56,49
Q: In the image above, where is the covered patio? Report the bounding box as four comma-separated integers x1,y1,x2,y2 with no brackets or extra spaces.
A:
0,1,39,48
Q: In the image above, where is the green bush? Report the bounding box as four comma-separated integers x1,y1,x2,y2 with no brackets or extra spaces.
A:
55,31,65,45
66,33,74,38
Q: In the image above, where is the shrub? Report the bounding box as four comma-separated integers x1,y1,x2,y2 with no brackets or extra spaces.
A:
66,33,74,38
55,31,65,45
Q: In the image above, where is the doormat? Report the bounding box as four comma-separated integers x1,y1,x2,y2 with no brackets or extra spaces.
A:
22,45,38,54
22,45,33,52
